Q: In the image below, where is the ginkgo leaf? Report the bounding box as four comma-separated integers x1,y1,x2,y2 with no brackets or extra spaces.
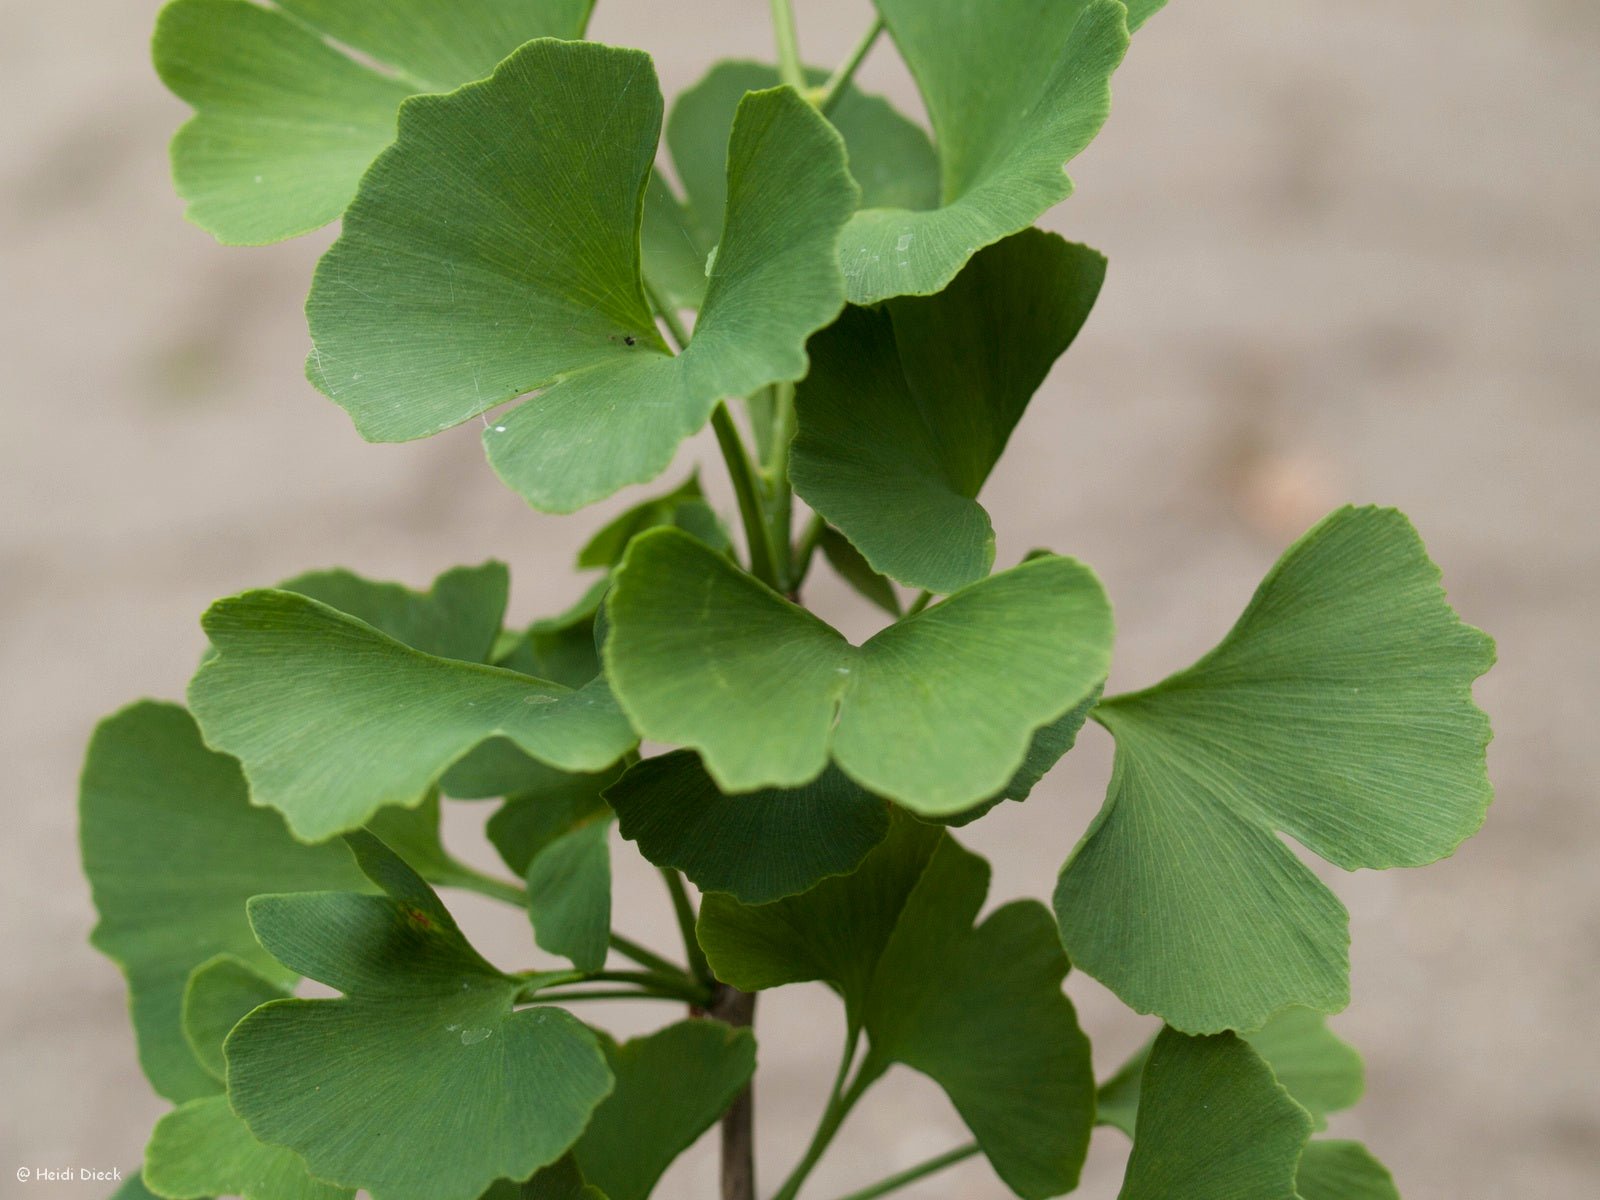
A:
700,814,1093,1198
227,833,612,1200
792,230,1105,593
112,1172,162,1200
144,1096,350,1200
817,526,902,616
644,59,938,308
838,0,1165,303
1096,1006,1363,1136
484,766,619,873
525,814,613,972
80,702,366,1101
181,956,289,1083
154,0,593,244
605,529,1112,814
279,562,509,663
606,751,890,903
1056,506,1494,1033
306,40,856,513
188,589,637,841
575,474,729,571
1295,1141,1400,1200
1118,1028,1310,1200
572,1022,756,1200
501,1158,607,1200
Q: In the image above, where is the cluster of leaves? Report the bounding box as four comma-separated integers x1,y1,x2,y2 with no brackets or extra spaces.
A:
88,1,1494,1198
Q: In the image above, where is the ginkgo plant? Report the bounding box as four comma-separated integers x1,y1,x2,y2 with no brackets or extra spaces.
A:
82,1,1494,1198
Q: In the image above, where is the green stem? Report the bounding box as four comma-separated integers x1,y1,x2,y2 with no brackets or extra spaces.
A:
764,381,797,589
643,277,692,351
772,1026,875,1200
528,988,691,1004
904,590,933,617
826,1144,980,1200
662,868,715,989
712,403,782,589
769,0,807,90
817,18,885,115
794,512,826,584
609,932,689,980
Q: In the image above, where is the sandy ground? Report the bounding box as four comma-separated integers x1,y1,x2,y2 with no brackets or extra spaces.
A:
3,0,1597,1196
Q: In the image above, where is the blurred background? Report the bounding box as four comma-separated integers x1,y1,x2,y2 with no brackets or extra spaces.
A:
3,0,1597,1196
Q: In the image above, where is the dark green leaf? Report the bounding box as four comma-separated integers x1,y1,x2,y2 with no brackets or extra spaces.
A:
793,230,1105,592
525,815,613,972
607,751,890,903
573,1022,756,1200
1057,506,1495,1032
154,0,593,244
227,833,612,1200
818,526,901,617
306,41,857,513
606,529,1112,815
189,589,636,841
1118,1029,1310,1200
80,702,365,1101
700,814,1093,1197
485,767,618,874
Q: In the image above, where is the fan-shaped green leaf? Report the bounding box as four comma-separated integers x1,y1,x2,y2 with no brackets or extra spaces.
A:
572,1022,756,1200
483,766,618,872
838,0,1160,302
145,1096,350,1200
525,814,613,972
181,956,289,1083
700,814,1093,1198
576,474,729,571
1056,506,1494,1033
1097,1007,1363,1137
306,40,856,513
606,751,890,903
793,230,1105,593
1118,1028,1310,1200
188,589,637,841
501,1158,607,1200
227,833,612,1200
643,59,938,308
278,562,508,663
154,0,593,244
605,529,1112,814
1295,1141,1400,1200
80,702,365,1101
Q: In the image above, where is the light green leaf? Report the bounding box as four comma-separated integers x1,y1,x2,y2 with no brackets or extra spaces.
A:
80,702,365,1101
279,562,508,663
606,750,890,903
818,526,902,616
145,1096,350,1200
1097,1007,1363,1137
188,589,636,841
181,956,289,1083
227,832,612,1200
576,474,729,570
1056,506,1494,1033
605,528,1112,814
644,59,937,308
525,815,613,972
306,40,856,513
839,0,1146,302
154,0,593,244
793,230,1105,593
1118,1028,1310,1200
1295,1141,1400,1200
700,814,1093,1197
572,1022,756,1200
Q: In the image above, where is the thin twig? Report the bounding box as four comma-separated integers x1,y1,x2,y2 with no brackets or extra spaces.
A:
818,18,885,115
